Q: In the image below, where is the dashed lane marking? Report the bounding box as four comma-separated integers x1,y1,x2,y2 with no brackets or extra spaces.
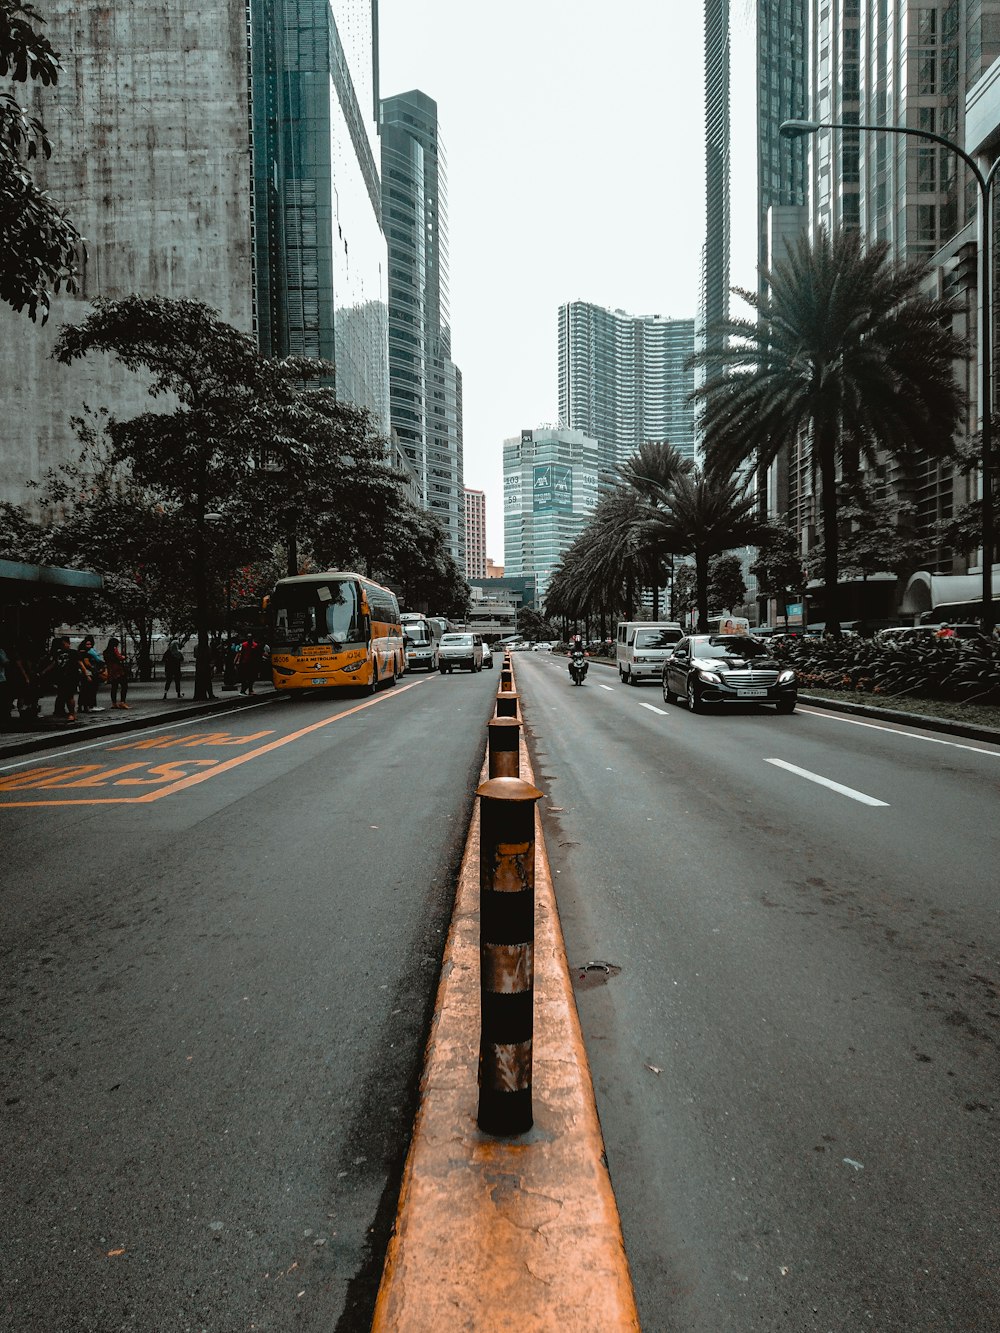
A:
596,683,615,692
764,757,889,807
638,702,669,716
796,705,1000,757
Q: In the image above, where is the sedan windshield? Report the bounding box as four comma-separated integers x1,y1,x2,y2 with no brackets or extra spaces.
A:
692,636,770,659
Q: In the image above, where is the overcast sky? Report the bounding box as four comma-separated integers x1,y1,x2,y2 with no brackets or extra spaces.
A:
378,1,707,563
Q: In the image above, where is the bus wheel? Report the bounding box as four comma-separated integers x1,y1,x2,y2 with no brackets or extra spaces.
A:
366,663,379,695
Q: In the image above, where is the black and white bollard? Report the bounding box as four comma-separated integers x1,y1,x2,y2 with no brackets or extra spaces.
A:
476,775,542,1136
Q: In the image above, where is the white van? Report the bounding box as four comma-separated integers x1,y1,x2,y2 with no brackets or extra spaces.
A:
616,620,684,685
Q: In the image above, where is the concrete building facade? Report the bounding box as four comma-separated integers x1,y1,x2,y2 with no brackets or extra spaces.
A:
380,89,465,566
464,487,487,579
0,1,255,510
503,427,601,604
557,302,697,470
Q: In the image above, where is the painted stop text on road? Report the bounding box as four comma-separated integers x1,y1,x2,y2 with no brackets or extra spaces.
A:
0,682,424,808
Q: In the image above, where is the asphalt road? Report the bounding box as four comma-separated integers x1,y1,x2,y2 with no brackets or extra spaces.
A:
0,665,499,1332
515,651,1000,1333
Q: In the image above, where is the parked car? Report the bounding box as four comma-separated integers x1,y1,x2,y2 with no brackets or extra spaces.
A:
876,623,981,643
438,632,484,673
482,641,494,668
662,634,797,714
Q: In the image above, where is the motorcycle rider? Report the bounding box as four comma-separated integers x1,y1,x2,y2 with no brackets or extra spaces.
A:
568,634,589,684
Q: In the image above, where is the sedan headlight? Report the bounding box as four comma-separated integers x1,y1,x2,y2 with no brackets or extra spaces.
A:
697,669,722,684
778,668,796,684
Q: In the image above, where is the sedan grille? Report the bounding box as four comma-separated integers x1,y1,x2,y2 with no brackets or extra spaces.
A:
723,669,780,686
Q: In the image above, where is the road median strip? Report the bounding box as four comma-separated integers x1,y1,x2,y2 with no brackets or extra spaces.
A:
372,683,638,1329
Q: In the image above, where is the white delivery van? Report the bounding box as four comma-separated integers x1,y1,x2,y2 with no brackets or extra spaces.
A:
616,620,684,685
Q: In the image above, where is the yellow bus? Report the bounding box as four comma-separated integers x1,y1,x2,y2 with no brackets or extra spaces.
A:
268,571,404,694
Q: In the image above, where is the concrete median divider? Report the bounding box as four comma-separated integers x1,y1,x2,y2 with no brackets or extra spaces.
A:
372,663,639,1329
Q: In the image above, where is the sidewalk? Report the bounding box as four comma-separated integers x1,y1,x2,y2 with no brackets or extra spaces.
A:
0,675,276,761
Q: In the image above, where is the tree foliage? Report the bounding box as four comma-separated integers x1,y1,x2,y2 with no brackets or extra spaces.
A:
708,553,747,615
694,227,966,634
1,0,83,319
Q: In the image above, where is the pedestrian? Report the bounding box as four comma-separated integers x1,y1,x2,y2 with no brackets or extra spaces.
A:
162,639,184,699
77,635,106,712
194,638,216,700
104,636,130,709
0,638,12,729
38,635,81,722
236,633,262,695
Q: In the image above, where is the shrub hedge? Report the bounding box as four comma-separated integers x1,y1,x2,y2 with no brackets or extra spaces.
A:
774,635,1000,705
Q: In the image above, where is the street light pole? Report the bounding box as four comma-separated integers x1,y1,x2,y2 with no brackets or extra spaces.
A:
780,118,998,632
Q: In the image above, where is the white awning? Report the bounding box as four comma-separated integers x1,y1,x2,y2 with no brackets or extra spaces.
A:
901,569,1000,614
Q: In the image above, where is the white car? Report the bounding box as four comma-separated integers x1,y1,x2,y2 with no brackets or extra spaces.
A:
438,632,484,673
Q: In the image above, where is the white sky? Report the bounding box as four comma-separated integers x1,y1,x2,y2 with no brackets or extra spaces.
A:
377,0,707,564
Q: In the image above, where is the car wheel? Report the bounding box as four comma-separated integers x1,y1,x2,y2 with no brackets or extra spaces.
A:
687,678,704,713
619,665,626,682
439,665,447,674
629,670,639,686
662,676,676,704
776,699,796,715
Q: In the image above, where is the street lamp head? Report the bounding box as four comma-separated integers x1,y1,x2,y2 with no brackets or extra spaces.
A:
779,118,822,138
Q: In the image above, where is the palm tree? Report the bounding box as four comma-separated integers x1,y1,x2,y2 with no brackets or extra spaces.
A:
694,227,966,635
617,441,692,617
657,469,767,630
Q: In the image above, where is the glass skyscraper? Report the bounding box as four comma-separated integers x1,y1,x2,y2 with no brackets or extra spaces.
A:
380,90,465,564
558,302,697,471
249,0,390,428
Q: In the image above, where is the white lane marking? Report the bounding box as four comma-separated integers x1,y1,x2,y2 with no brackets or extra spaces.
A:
639,702,668,715
597,682,615,692
796,705,1000,758
765,757,889,807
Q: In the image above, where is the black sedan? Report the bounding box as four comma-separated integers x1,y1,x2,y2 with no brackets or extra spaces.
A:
661,634,797,714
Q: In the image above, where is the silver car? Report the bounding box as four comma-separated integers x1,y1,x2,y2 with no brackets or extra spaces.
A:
438,632,484,673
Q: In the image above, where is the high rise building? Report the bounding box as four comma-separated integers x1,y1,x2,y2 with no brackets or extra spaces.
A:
557,302,697,469
464,488,487,579
250,0,389,428
1,0,393,514
702,1,809,314
503,427,601,604
794,0,1000,575
380,90,465,565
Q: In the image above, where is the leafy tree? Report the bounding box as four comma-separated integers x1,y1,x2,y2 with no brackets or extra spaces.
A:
672,563,697,625
52,295,397,697
749,517,805,628
694,227,966,635
516,607,556,642
708,553,747,615
1,0,83,319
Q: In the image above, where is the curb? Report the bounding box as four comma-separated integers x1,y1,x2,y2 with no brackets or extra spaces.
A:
372,698,639,1328
0,689,278,760
797,692,1000,744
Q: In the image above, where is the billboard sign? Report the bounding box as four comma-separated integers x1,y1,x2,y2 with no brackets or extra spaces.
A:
533,462,573,513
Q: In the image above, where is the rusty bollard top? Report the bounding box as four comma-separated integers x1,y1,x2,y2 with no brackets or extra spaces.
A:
476,776,542,803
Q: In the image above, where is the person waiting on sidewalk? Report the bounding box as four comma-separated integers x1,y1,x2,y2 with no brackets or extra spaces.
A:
104,636,130,709
162,639,184,699
0,639,12,729
77,635,106,712
236,633,262,695
39,635,81,722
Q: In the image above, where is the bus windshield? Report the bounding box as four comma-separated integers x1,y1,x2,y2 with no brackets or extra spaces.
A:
271,579,362,647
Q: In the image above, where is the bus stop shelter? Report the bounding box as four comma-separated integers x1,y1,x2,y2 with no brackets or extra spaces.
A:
0,558,105,647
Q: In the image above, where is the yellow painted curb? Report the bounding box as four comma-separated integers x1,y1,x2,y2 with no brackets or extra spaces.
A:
372,685,639,1330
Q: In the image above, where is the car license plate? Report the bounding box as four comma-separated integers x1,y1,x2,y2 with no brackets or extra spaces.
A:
738,688,766,697
311,677,327,685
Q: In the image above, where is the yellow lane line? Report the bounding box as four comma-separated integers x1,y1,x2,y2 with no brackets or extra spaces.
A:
0,679,428,808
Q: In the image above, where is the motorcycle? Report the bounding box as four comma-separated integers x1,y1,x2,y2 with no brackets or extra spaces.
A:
568,649,589,685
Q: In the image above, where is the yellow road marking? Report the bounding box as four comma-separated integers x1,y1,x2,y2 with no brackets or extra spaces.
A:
0,680,425,808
